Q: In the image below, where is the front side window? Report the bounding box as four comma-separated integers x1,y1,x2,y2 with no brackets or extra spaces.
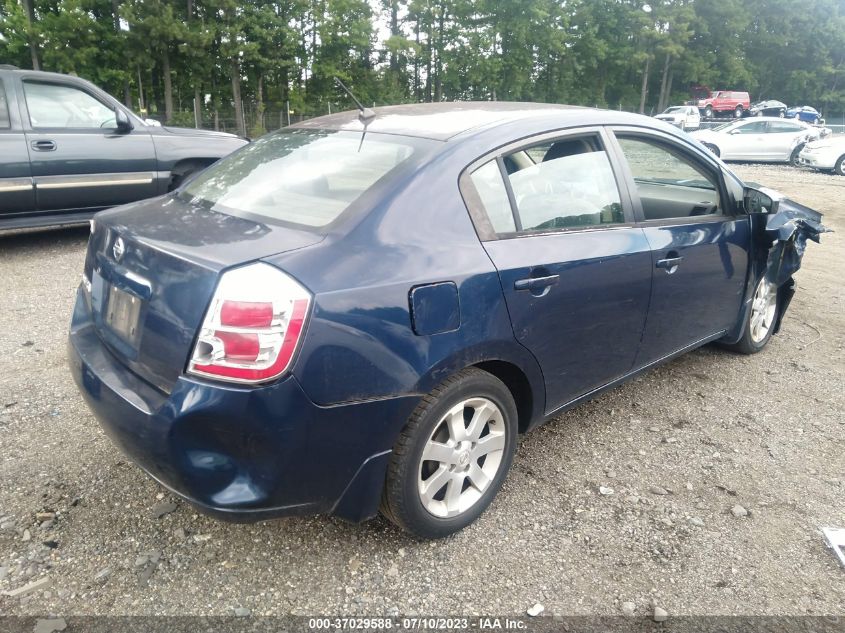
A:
615,136,720,221
181,129,434,228
24,81,116,129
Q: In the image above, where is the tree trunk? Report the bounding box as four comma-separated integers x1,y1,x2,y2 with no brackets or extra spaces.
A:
256,73,265,132
162,50,173,123
232,59,245,137
657,53,672,112
389,0,399,72
193,86,202,128
21,0,40,70
639,56,650,114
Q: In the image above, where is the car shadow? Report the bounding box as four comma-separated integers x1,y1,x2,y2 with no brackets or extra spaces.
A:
0,225,90,252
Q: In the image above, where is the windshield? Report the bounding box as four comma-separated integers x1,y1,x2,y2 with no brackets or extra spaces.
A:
712,121,737,132
663,107,684,114
179,129,436,228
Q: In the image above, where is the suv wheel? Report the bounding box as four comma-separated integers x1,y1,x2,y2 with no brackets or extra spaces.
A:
704,105,713,118
380,368,518,539
734,105,744,118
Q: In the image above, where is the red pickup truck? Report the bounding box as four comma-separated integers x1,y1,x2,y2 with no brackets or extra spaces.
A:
696,90,751,118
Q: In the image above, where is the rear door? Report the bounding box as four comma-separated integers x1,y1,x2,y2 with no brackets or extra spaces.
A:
461,129,653,413
19,76,157,214
608,129,750,366
0,74,35,216
764,120,806,160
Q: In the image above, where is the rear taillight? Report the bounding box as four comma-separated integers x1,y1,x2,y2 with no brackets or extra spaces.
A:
187,263,311,384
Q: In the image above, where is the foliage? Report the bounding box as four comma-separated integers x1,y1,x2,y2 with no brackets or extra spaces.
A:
1,0,843,132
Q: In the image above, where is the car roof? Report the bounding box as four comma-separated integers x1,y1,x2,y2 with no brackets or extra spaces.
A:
291,101,652,141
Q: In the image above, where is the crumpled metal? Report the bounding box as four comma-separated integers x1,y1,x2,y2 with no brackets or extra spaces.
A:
764,201,829,286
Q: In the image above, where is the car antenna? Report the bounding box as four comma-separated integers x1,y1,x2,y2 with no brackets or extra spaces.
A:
334,77,376,124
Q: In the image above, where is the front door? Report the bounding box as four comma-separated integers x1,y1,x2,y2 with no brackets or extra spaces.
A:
19,78,157,214
0,75,35,216
609,132,750,366
464,130,653,413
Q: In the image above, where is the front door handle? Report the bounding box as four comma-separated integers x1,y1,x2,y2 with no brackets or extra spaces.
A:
31,140,57,151
656,255,684,273
514,274,559,292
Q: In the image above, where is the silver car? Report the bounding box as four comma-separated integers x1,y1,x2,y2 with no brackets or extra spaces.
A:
690,117,831,165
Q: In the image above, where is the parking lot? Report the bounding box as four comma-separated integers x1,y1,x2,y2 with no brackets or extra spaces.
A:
0,163,843,617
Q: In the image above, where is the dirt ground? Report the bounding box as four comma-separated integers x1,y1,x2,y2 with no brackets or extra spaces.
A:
0,163,843,619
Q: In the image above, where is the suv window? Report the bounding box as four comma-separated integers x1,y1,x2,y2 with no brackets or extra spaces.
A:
0,82,10,129
24,81,116,129
615,136,720,221
478,135,623,234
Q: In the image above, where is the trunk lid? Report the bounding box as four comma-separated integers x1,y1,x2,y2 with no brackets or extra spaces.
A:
85,195,323,393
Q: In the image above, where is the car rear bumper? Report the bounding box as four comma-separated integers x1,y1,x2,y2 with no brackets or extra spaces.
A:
68,286,419,523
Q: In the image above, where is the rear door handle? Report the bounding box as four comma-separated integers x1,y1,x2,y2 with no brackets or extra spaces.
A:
656,256,684,271
514,274,559,292
31,140,56,151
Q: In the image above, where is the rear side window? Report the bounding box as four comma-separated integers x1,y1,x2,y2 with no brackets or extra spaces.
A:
0,82,10,129
181,129,434,228
768,121,803,133
468,135,624,235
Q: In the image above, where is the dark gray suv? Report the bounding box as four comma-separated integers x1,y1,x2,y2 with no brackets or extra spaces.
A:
0,66,248,230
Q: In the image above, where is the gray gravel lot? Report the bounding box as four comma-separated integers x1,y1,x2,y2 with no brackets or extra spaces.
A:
0,164,843,618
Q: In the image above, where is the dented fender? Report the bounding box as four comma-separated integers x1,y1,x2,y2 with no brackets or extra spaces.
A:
740,187,829,335
758,188,829,286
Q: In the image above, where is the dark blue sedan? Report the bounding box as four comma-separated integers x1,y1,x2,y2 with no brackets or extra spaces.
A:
68,103,825,538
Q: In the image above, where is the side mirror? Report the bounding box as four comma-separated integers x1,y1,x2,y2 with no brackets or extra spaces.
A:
729,129,741,135
115,108,133,134
744,186,782,214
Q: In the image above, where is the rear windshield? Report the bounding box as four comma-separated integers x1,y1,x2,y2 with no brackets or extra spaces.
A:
179,129,436,228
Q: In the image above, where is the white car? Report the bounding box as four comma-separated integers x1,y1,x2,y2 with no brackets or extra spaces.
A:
655,105,701,131
798,136,845,176
689,117,831,164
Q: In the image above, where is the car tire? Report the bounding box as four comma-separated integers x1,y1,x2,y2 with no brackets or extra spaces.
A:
380,368,518,539
779,109,785,118
704,106,713,119
168,161,210,191
734,105,743,118
702,142,720,157
835,155,845,176
790,144,804,167
726,276,779,355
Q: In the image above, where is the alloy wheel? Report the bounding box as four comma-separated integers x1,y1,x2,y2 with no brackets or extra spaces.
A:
750,277,777,343
417,397,507,518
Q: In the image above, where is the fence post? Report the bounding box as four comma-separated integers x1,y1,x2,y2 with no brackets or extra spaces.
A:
286,100,290,127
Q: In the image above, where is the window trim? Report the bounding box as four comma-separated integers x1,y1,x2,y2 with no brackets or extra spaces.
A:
605,126,737,226
459,126,637,241
21,79,120,133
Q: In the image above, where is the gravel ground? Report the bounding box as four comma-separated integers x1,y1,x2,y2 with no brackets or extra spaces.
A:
0,164,843,618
